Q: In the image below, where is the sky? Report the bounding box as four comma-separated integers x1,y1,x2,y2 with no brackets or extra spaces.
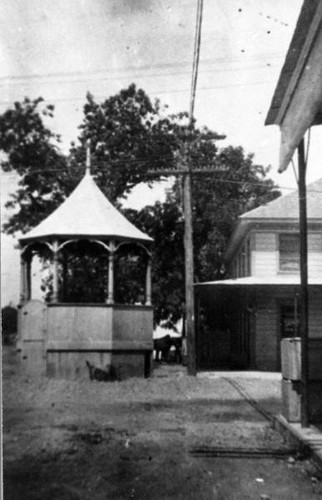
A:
1,0,321,306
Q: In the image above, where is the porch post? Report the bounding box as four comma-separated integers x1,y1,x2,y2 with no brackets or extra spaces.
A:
52,240,59,303
26,254,32,300
107,242,115,305
20,253,27,303
298,139,309,428
146,256,152,306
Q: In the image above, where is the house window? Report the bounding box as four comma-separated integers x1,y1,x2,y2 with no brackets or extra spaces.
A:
279,234,300,272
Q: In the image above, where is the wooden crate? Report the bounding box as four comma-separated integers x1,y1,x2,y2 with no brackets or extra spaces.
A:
281,338,301,380
281,379,301,423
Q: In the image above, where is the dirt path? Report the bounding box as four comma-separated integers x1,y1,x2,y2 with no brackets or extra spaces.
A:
3,347,322,499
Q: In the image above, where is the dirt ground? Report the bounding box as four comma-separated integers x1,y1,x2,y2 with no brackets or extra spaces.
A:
2,345,322,500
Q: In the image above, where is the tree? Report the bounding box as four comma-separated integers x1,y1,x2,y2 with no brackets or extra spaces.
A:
0,97,68,234
1,87,280,326
125,145,280,328
0,86,174,233
68,84,177,203
124,197,185,327
0,86,225,232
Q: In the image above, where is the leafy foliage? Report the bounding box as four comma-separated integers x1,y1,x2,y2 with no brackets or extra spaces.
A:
125,145,280,328
69,85,167,202
1,87,280,325
124,196,185,327
0,97,67,234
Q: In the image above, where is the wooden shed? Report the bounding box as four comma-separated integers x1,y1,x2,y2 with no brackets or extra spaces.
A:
17,162,153,380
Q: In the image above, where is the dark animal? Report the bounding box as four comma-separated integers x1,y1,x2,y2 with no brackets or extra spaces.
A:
153,335,172,362
86,360,118,382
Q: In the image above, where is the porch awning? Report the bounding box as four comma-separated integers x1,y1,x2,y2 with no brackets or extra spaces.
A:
195,276,322,288
265,0,322,172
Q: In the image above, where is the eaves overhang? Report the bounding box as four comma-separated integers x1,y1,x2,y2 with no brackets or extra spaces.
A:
195,276,322,288
265,0,322,172
19,233,153,247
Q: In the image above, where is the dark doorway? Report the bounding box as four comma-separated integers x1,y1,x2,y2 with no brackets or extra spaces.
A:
196,299,231,371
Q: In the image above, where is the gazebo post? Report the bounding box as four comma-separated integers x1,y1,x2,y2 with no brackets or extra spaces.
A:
146,256,152,306
62,252,68,301
107,242,115,305
52,240,59,303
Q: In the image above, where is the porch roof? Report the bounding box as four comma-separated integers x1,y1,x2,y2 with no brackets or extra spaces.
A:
195,276,322,288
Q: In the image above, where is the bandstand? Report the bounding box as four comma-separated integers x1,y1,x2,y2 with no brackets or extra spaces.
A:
17,154,153,380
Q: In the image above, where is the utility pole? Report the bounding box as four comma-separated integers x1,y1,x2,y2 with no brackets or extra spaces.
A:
183,156,196,375
148,0,207,375
147,136,225,375
177,140,197,375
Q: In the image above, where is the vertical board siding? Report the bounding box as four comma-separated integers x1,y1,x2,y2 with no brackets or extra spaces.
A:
19,303,153,379
113,307,153,342
47,305,113,342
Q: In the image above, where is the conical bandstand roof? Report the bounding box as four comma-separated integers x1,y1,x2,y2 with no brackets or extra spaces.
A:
19,172,152,244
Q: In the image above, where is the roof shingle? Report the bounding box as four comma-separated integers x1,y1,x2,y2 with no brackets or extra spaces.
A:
19,173,152,244
240,178,322,221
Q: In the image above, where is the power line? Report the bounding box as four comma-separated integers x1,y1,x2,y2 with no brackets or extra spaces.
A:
0,79,276,108
189,0,203,122
0,62,280,89
2,173,320,194
0,52,284,83
0,155,175,177
1,165,320,193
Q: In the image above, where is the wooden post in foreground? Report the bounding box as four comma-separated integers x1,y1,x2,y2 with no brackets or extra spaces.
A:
183,167,196,375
